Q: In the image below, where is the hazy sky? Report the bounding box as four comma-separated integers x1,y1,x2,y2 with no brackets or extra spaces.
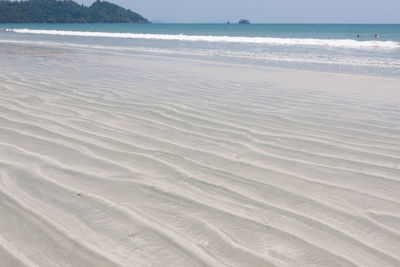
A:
77,0,400,23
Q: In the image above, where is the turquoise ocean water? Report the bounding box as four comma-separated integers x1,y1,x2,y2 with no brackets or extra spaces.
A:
1,24,399,76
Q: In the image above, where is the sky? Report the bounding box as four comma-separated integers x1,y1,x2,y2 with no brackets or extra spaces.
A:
77,0,400,23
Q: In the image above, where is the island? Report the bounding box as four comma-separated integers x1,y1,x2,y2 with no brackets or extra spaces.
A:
238,19,250,24
0,0,149,23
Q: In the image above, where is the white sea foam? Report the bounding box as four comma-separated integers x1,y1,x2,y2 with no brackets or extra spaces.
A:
5,28,400,50
1,39,400,72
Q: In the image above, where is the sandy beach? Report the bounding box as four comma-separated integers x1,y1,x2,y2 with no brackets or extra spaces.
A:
1,42,400,266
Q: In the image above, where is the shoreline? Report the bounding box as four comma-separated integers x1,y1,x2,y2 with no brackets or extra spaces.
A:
1,38,400,81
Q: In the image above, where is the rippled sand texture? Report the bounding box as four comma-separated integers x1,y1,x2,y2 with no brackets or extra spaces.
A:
1,44,400,267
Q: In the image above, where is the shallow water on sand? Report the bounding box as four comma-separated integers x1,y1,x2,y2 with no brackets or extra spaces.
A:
1,23,400,77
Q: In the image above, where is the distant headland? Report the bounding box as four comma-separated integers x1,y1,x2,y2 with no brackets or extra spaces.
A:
0,0,150,23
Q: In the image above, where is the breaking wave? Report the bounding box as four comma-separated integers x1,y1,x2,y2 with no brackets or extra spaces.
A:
5,28,400,50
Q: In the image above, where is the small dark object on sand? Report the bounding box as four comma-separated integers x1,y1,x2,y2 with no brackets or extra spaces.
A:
76,193,81,197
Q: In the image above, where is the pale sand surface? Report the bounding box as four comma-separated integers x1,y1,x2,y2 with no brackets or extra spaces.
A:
0,44,400,266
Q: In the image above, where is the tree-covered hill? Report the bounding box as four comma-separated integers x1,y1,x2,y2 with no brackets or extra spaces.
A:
0,0,150,23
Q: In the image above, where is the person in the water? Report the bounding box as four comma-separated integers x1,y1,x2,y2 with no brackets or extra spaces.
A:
375,34,379,39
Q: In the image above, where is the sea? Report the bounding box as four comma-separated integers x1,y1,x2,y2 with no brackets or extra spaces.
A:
1,23,399,76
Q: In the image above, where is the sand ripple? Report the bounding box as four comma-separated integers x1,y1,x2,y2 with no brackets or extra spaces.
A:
1,44,400,266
